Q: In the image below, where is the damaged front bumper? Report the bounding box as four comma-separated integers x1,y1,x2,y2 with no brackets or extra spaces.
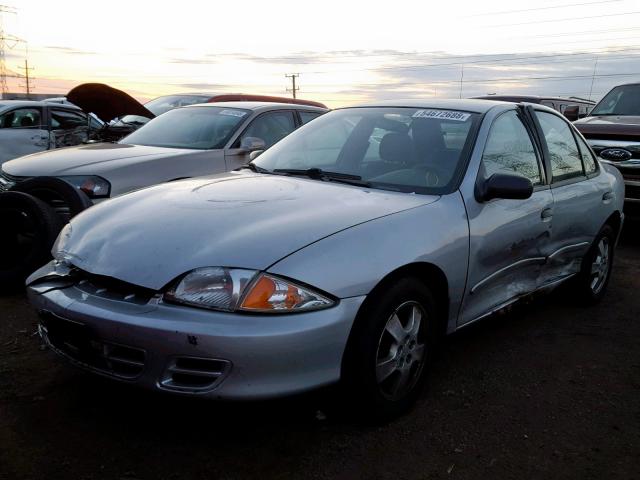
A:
28,261,363,400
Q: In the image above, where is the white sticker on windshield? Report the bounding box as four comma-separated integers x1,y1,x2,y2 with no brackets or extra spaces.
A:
219,109,247,117
412,109,471,121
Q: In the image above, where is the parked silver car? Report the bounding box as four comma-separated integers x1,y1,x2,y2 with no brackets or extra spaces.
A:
27,99,624,419
1,102,326,201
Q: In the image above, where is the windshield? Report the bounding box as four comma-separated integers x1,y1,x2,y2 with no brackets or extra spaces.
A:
590,84,640,116
144,94,212,116
254,107,479,194
121,106,249,150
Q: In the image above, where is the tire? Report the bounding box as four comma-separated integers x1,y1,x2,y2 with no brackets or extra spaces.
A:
11,176,92,223
341,277,439,421
574,224,616,304
0,191,63,291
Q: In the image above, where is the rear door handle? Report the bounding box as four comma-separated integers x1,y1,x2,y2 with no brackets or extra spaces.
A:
602,191,614,202
541,207,553,221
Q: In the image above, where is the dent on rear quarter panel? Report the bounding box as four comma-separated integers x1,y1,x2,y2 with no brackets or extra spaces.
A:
268,193,469,333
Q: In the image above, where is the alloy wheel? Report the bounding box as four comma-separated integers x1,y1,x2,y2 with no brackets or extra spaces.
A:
375,301,427,401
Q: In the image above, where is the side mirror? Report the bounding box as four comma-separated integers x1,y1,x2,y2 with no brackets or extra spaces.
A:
239,136,266,153
478,173,533,202
249,150,264,161
563,105,579,121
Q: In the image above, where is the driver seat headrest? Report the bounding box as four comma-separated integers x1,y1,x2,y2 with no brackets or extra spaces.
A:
379,132,415,164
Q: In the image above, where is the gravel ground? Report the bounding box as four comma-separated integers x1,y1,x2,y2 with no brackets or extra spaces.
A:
1,224,639,480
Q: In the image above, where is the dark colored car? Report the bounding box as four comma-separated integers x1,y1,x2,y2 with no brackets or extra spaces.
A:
474,95,595,121
574,83,640,208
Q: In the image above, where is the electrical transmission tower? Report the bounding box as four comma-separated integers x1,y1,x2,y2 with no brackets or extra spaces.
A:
0,4,23,97
285,73,300,99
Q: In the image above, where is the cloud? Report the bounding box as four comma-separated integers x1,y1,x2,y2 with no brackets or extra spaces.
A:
44,45,97,55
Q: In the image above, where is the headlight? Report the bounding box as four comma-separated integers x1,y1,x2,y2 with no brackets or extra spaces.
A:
58,175,110,198
164,268,335,313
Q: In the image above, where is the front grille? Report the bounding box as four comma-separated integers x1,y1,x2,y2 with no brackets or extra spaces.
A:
625,183,640,200
39,311,146,379
615,165,640,181
160,356,231,392
71,268,158,305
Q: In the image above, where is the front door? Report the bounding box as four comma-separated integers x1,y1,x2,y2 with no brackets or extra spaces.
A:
0,107,49,164
460,108,553,325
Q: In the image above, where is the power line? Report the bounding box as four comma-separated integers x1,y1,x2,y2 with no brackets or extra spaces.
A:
488,10,640,27
466,0,624,17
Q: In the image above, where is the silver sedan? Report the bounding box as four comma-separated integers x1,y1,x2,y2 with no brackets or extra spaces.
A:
27,99,624,419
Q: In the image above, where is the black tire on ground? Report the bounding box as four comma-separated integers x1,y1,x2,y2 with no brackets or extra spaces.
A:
0,191,63,291
10,176,92,222
341,276,439,422
573,224,616,305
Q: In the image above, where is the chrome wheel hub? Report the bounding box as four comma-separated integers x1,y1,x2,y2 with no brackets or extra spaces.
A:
590,237,610,294
375,301,427,400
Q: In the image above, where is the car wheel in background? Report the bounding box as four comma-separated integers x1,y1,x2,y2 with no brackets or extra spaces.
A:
574,224,615,304
0,191,63,291
11,176,92,223
341,277,438,421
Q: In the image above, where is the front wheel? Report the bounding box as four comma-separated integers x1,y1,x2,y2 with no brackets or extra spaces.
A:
574,224,615,304
341,277,438,421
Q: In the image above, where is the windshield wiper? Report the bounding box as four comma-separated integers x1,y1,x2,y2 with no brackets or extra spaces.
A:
235,162,272,174
273,168,371,187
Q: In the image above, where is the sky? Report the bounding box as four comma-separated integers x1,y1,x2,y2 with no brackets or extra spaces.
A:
2,0,640,107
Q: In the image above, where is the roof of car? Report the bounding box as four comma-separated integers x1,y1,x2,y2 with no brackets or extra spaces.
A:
340,98,511,114
188,101,327,112
0,100,82,110
474,95,595,104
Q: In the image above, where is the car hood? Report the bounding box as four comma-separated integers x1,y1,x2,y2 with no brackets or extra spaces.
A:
2,143,194,176
574,115,640,139
58,172,439,290
66,83,155,122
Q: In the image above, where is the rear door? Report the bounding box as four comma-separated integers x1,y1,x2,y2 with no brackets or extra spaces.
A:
49,108,90,148
0,106,49,163
531,108,605,284
460,108,554,325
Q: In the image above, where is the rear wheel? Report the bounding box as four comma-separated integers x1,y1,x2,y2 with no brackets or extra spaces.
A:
341,277,438,421
574,224,615,304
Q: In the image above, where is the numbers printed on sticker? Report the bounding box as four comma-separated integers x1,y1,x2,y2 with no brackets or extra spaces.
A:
412,109,471,121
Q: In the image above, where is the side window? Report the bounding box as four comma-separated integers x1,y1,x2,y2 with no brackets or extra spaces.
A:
535,111,584,182
0,108,42,128
299,111,322,125
51,109,87,130
481,110,542,186
239,111,296,148
576,134,598,174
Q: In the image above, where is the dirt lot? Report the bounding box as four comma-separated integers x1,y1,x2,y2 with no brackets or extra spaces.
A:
1,225,639,480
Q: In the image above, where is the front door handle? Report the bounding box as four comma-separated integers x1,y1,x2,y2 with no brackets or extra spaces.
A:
541,207,553,221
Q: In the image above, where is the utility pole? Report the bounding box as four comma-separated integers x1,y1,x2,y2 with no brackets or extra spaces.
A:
459,65,464,99
285,73,300,99
18,58,33,97
588,57,599,101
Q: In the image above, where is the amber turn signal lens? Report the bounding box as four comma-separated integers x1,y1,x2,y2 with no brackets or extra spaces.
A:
241,275,277,309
